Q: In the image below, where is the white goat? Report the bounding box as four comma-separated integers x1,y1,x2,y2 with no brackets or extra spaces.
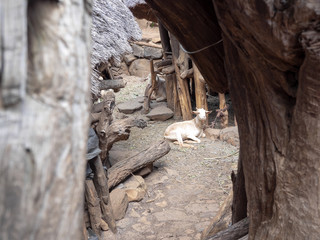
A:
164,108,211,146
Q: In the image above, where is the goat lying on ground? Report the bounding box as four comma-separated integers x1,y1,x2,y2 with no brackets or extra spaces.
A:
164,108,211,147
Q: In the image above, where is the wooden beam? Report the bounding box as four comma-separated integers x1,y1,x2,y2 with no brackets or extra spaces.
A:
194,63,208,117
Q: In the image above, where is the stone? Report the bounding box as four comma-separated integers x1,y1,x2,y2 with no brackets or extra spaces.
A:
110,188,129,220
146,106,173,121
120,61,130,75
219,126,239,146
124,175,147,202
117,99,142,114
150,101,167,109
144,46,163,59
134,163,153,177
132,44,144,58
129,59,150,78
124,54,136,65
204,128,221,140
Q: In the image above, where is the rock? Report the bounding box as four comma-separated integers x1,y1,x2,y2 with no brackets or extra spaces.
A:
144,46,163,59
204,128,221,140
124,54,136,65
129,59,150,78
120,61,130,75
150,101,167,109
134,163,153,177
110,188,129,220
146,106,173,121
132,44,144,58
117,99,142,114
219,126,239,146
124,175,147,202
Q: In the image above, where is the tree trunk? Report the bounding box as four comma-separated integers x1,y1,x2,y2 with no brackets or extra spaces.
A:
0,0,91,239
214,1,320,239
146,0,320,239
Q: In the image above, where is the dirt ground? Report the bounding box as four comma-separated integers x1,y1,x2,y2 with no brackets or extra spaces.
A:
102,75,238,240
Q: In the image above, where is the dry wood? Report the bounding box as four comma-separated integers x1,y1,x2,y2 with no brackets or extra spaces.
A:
165,73,182,118
89,156,117,233
108,140,170,189
130,40,162,49
180,67,194,79
218,93,228,128
155,59,172,69
99,79,126,91
85,180,102,236
205,217,249,240
194,63,208,124
143,59,158,113
171,35,192,120
161,65,175,74
201,192,232,240
90,113,100,124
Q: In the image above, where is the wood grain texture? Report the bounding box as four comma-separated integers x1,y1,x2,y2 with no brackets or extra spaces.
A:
108,140,170,189
0,0,91,239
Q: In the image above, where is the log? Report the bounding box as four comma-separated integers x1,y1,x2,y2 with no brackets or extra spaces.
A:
99,79,126,91
194,63,208,124
155,59,172,69
108,140,171,189
171,34,192,120
180,67,194,79
165,73,182,118
85,180,102,236
205,217,249,240
130,40,162,49
218,93,228,128
143,60,158,113
161,65,175,74
90,113,100,124
201,191,232,240
89,156,117,233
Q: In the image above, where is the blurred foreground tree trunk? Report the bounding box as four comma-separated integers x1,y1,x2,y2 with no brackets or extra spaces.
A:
0,0,91,239
146,0,320,239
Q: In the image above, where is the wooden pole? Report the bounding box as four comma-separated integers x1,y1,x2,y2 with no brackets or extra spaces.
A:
194,63,208,119
218,93,228,128
171,34,192,120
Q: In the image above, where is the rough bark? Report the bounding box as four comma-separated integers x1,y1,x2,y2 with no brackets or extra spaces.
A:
171,35,193,120
193,64,208,113
147,0,320,239
89,156,117,233
214,1,320,239
165,73,182,118
145,0,228,93
108,140,170,189
99,79,126,91
206,217,249,240
0,0,91,239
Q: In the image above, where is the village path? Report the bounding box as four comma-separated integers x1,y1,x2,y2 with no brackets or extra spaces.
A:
101,74,238,240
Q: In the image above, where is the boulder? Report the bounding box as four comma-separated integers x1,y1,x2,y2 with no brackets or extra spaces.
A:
131,44,144,58
117,99,142,114
219,126,239,146
144,46,163,59
110,188,129,220
204,128,221,140
124,175,147,202
146,106,173,121
123,54,136,65
129,59,150,78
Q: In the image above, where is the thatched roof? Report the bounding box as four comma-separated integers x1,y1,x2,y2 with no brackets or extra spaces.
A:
122,0,146,8
91,0,142,98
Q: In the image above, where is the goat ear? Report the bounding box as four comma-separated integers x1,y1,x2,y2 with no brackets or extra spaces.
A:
206,110,212,114
193,111,199,115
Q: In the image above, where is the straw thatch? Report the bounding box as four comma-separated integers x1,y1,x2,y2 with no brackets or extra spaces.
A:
122,0,146,8
91,0,142,98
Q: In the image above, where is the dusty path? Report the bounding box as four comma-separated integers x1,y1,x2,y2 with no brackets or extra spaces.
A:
102,75,238,240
